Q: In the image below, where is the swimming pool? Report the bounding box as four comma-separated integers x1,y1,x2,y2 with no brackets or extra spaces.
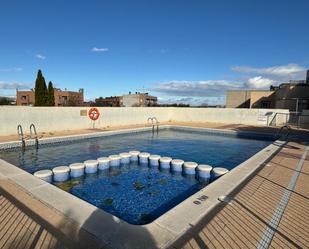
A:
0,127,273,225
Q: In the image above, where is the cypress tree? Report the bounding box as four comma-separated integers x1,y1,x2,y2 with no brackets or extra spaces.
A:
34,69,48,106
42,76,47,106
47,81,55,106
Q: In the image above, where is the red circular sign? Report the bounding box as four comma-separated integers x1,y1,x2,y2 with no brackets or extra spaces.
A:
88,107,100,121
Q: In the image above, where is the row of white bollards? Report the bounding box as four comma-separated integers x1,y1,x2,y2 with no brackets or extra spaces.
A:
34,150,229,183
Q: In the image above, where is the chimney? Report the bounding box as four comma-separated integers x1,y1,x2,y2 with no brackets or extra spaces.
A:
306,69,309,84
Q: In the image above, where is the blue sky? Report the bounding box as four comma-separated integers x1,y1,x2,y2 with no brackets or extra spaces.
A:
0,0,309,105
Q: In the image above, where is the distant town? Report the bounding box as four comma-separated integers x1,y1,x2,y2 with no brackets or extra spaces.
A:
1,69,309,112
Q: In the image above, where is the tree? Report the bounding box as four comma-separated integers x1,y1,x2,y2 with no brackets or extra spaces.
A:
47,81,55,106
34,69,48,106
0,97,12,105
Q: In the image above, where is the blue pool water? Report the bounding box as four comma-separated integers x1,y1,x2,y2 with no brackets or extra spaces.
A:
69,164,204,224
0,128,273,224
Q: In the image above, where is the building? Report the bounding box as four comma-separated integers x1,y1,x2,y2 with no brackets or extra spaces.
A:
16,90,35,106
94,92,158,107
226,90,275,109
226,69,309,112
122,92,157,107
94,96,123,107
273,82,309,111
16,88,84,106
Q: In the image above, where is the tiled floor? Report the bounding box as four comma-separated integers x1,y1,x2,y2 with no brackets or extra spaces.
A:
0,188,67,249
0,193,66,249
0,181,102,249
173,142,309,249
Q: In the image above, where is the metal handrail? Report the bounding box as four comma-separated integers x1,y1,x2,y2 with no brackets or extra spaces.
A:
268,113,278,126
30,123,39,149
275,125,291,140
147,117,159,132
17,124,26,149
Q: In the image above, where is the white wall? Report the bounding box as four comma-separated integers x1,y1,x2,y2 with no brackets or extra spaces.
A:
171,108,288,126
0,106,289,136
0,106,173,136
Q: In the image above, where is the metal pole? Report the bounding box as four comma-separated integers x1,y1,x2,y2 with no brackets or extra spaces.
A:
296,98,299,113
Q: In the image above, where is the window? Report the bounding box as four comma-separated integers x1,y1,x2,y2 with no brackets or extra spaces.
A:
21,95,27,100
297,100,309,112
261,101,271,108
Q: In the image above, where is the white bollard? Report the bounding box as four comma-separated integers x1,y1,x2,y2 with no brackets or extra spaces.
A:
160,157,172,169
129,151,140,162
171,159,184,172
183,162,198,175
213,167,229,179
197,164,212,182
69,163,85,178
109,155,121,167
34,169,53,183
97,157,110,170
139,152,150,164
119,152,131,164
52,166,70,182
149,155,161,166
84,160,98,174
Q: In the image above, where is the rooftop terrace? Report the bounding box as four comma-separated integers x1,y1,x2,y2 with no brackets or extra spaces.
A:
0,122,308,249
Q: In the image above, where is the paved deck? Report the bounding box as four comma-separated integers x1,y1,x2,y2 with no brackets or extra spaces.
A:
0,122,281,143
0,180,102,249
172,142,309,249
0,125,309,248
1,121,308,143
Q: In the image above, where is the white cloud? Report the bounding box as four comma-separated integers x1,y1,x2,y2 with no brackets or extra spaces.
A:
91,47,109,52
0,81,32,90
150,76,277,105
35,54,46,60
0,67,23,72
244,76,276,89
231,64,305,77
158,96,225,106
148,63,307,105
151,80,242,97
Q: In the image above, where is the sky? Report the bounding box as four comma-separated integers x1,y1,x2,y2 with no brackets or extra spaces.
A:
0,0,309,105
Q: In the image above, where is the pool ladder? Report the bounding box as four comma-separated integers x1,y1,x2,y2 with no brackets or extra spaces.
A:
275,125,291,140
17,124,39,149
17,125,26,149
147,117,159,133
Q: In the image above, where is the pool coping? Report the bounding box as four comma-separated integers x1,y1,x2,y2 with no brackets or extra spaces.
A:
0,125,285,249
0,125,275,150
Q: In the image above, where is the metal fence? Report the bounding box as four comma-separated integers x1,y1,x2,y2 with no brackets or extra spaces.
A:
269,112,309,129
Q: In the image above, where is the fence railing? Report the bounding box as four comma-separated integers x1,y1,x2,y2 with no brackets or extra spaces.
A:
269,112,309,129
